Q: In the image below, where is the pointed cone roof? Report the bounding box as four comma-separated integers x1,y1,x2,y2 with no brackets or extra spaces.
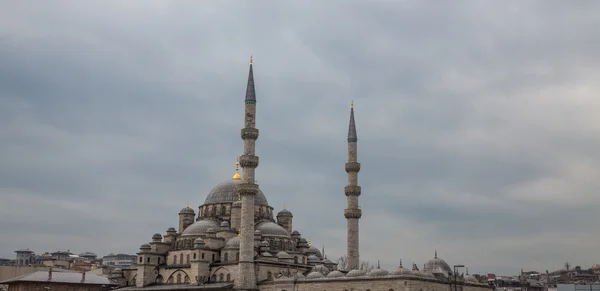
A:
245,57,256,103
347,102,357,142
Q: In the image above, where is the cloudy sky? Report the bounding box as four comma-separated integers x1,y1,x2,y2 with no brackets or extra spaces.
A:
1,0,599,275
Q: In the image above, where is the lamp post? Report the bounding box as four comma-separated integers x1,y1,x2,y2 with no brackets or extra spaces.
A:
454,265,465,291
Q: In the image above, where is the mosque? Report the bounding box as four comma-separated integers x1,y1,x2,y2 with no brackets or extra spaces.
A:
116,58,493,291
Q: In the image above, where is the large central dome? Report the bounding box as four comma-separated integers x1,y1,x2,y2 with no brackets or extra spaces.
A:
204,179,269,206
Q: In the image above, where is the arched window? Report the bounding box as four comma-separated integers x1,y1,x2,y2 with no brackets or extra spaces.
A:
267,271,273,280
186,254,190,263
221,205,226,214
158,257,161,264
184,276,190,283
212,206,216,215
211,275,216,282
177,273,182,284
180,254,183,264
193,253,197,260
146,257,150,263
139,256,142,263
212,254,215,261
294,256,298,264
199,208,203,216
227,274,231,281
236,252,239,261
173,255,177,264
259,207,263,216
224,253,229,262
155,275,163,284
219,273,224,281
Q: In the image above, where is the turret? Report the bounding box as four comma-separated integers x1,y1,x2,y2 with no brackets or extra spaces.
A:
276,204,293,233
178,203,195,233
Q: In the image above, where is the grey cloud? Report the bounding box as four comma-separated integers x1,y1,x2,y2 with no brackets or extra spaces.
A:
1,0,599,276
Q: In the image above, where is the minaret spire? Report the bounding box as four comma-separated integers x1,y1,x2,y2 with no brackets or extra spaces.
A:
234,57,260,291
344,102,362,270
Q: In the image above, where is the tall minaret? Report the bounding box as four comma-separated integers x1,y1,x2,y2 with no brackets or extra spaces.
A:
344,101,362,270
234,56,259,291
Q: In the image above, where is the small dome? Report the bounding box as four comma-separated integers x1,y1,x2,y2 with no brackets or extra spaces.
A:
167,227,176,233
232,200,242,208
224,237,241,249
391,267,414,276
291,230,300,236
465,275,478,283
326,270,345,278
311,264,330,275
423,251,452,274
277,207,293,217
152,233,162,240
307,255,320,264
180,220,220,236
261,240,270,247
179,206,195,215
220,221,229,227
254,230,261,234
113,268,123,273
276,251,292,259
256,222,290,238
260,252,273,257
306,271,325,279
368,268,389,277
346,269,366,277
139,244,151,250
194,238,205,244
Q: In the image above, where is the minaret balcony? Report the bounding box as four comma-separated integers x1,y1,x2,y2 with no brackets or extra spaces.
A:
344,208,362,219
241,128,259,140
239,155,259,168
344,185,362,197
345,162,361,173
236,183,260,196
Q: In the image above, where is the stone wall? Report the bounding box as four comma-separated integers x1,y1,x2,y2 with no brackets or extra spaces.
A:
259,277,494,291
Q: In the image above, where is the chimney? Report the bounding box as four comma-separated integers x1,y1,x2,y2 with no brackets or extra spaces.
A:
48,266,53,281
81,272,86,283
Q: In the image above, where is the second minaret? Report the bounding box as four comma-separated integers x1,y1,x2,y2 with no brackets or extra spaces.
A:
234,57,259,290
345,102,362,270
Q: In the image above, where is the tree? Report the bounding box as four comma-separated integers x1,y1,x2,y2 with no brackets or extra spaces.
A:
337,255,375,272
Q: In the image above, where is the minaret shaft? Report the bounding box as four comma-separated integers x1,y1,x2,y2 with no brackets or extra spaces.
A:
235,61,259,291
345,105,361,271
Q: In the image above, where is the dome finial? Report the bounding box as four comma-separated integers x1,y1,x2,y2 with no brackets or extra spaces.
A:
307,239,311,247
283,204,286,210
237,228,241,237
186,201,190,208
250,55,253,65
232,159,241,180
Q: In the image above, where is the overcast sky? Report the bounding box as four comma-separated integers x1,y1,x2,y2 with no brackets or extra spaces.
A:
1,0,599,276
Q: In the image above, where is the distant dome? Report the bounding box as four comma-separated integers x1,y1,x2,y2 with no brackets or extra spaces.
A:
220,221,230,227
306,271,325,279
260,240,270,247
204,179,269,205
256,222,290,238
167,227,176,232
346,269,366,277
423,252,452,274
261,252,273,257
368,268,389,277
152,233,162,240
139,244,151,250
321,258,333,265
307,255,320,264
180,220,220,236
224,237,241,249
391,266,414,276
326,270,345,278
307,246,323,259
277,208,293,217
311,264,330,275
465,274,479,283
179,206,195,215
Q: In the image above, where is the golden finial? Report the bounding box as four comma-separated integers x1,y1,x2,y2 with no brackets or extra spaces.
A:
237,229,241,237
250,55,253,65
351,100,354,108
232,159,241,180
284,204,286,210
307,239,311,247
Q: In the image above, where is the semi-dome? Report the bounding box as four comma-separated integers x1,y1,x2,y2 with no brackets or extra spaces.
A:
204,179,269,205
307,246,323,259
276,251,292,259
311,264,330,275
326,270,345,278
307,255,321,264
465,274,478,283
256,222,290,238
423,251,452,274
224,237,241,249
180,219,220,236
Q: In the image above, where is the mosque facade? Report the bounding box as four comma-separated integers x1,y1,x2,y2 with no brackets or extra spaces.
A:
115,59,493,291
